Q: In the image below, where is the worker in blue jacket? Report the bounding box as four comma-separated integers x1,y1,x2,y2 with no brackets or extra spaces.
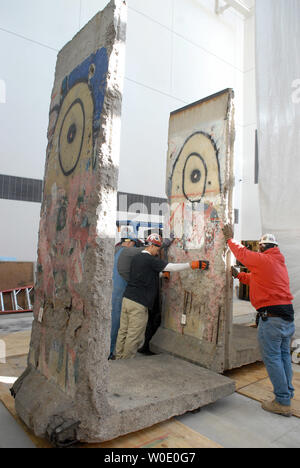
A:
109,233,143,359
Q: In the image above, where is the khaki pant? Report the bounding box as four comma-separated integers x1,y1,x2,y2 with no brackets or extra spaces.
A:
115,297,148,359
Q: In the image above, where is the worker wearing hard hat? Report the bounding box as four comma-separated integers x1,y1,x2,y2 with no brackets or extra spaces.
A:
110,233,144,359
115,233,209,360
114,227,138,254
223,224,295,418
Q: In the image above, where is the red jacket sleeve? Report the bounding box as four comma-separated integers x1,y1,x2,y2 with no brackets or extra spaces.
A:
238,272,251,285
227,239,266,271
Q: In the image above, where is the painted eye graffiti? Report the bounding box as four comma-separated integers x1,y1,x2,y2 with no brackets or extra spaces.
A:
170,132,221,204
183,153,208,203
59,98,85,176
191,169,201,183
51,81,94,179
67,123,77,144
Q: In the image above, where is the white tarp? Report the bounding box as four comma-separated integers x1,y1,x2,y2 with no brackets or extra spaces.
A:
256,0,300,335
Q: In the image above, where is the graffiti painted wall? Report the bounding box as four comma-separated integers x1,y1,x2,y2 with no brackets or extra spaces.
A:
14,1,128,441
29,47,111,397
152,89,235,372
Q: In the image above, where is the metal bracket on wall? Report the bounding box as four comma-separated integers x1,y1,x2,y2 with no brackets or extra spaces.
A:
47,417,81,448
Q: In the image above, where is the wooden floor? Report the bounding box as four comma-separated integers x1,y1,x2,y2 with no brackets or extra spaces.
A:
225,362,300,418
0,330,299,448
87,420,222,449
0,331,31,358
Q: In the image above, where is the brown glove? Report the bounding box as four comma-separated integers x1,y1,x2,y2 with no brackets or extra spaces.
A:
231,266,239,278
222,224,234,243
162,271,170,280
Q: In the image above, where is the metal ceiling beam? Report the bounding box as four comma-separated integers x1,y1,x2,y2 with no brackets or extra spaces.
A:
215,0,253,17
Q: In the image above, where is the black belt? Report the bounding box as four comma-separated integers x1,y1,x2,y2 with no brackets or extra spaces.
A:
256,311,293,323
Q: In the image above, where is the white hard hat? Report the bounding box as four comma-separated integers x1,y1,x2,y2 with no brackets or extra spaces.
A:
259,234,278,246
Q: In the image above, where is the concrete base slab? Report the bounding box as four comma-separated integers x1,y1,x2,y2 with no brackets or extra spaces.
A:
151,325,262,373
229,325,261,370
98,354,235,443
150,327,226,373
14,354,234,444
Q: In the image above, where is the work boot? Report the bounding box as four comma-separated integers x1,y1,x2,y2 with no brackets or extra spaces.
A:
261,399,292,417
138,346,156,356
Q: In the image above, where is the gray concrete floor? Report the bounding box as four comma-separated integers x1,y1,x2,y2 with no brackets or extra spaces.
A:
177,389,300,448
0,312,36,448
0,312,34,335
0,307,299,448
0,403,35,448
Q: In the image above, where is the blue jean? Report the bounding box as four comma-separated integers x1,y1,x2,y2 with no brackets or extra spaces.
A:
258,317,295,406
110,248,127,357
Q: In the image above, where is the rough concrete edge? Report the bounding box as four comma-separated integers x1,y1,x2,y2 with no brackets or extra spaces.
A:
223,89,235,371
228,353,262,371
79,378,235,443
75,0,128,440
14,366,78,439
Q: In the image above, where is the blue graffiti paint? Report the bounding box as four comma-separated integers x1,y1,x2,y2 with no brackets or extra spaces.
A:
61,47,108,144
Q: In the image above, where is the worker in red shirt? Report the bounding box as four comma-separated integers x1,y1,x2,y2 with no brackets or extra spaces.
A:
223,224,295,417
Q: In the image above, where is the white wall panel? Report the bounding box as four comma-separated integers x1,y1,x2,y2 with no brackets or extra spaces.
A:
232,126,243,241
240,8,259,242
172,34,241,108
0,0,254,260
79,0,109,28
244,14,255,72
124,8,173,95
128,0,174,30
242,124,256,184
0,200,40,261
173,0,238,69
118,79,181,198
0,31,56,179
256,0,300,332
241,183,262,240
243,68,256,127
0,0,80,51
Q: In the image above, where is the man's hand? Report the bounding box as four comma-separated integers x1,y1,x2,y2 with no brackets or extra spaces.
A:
162,238,174,249
191,261,209,271
222,224,234,243
162,272,170,280
231,266,239,278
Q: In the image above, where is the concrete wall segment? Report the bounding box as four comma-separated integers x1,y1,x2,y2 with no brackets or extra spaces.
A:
152,89,235,372
14,0,128,442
